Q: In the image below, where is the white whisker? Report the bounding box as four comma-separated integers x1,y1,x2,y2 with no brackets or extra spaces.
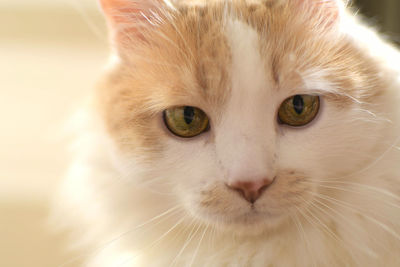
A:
188,223,209,267
311,191,400,242
119,215,187,267
293,208,318,267
59,205,182,267
169,221,202,267
312,180,400,202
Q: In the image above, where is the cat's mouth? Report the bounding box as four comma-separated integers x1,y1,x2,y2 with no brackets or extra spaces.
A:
229,206,283,222
202,208,287,235
192,174,309,230
195,201,285,230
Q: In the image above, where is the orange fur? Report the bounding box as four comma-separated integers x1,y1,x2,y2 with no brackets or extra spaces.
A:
99,0,387,156
55,1,400,266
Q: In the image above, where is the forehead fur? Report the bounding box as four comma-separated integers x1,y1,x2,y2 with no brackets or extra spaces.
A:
98,0,386,154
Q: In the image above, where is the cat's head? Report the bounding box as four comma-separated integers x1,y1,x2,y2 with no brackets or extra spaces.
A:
98,0,389,233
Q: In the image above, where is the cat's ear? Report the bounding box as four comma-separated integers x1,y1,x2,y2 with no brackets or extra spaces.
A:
99,0,171,43
294,0,345,31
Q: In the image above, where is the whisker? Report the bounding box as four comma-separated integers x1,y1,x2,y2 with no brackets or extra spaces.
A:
322,133,400,181
310,196,379,258
58,205,182,267
302,200,351,254
297,199,356,265
367,216,400,241
311,192,400,243
310,180,400,202
302,181,400,210
312,193,392,256
290,213,317,267
146,217,187,249
169,221,202,267
293,208,318,267
119,215,187,267
188,223,209,267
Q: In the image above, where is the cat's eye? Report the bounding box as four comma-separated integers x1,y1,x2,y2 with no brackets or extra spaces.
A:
278,95,320,127
163,106,210,138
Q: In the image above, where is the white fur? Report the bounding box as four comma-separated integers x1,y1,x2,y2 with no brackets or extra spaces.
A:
218,19,276,184
53,3,400,267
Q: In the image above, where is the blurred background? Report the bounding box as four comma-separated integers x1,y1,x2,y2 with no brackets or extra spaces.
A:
0,0,398,266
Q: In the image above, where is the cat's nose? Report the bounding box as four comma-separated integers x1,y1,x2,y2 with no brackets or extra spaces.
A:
227,178,274,204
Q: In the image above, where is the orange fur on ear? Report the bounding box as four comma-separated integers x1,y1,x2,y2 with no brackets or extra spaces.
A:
99,0,169,43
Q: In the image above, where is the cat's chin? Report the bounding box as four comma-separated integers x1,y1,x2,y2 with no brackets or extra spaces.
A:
196,208,288,236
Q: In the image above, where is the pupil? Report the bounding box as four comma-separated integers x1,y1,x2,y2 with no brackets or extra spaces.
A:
183,106,195,124
293,95,304,114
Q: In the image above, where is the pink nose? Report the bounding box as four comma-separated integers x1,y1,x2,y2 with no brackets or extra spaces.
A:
227,179,273,204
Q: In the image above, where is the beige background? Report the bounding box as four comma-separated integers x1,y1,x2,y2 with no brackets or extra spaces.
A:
1,1,399,267
1,0,108,266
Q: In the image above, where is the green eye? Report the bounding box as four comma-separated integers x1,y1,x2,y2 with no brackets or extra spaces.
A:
278,95,320,127
164,106,209,138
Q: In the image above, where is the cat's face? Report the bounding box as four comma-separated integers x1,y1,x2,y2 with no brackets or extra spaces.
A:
99,0,387,233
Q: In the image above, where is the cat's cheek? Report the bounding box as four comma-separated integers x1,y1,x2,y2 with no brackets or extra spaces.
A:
159,137,222,187
182,184,250,224
275,97,328,174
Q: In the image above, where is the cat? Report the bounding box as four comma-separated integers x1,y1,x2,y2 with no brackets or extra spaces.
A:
53,0,400,266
